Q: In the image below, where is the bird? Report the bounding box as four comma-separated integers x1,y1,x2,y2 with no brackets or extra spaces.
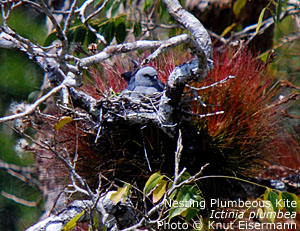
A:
121,60,139,87
122,66,165,97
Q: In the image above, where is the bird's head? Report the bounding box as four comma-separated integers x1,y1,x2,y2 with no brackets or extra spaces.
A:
135,66,158,85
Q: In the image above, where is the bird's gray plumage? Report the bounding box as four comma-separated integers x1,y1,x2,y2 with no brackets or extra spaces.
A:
123,66,165,97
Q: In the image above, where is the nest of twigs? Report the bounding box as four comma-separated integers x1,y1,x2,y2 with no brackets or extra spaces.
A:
33,91,178,197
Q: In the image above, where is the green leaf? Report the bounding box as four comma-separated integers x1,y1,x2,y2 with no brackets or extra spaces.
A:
268,190,279,212
54,116,73,131
115,17,127,43
158,1,168,21
276,0,282,24
110,183,131,204
44,31,57,46
263,188,270,201
144,172,163,195
168,185,202,221
221,23,236,37
277,192,284,210
281,192,300,213
167,181,178,200
133,22,142,38
169,206,188,222
178,172,191,183
62,210,85,231
264,189,279,211
99,20,115,45
85,30,97,45
104,0,115,14
259,52,269,63
152,180,167,203
233,0,247,16
256,7,266,34
70,26,87,43
294,195,300,212
93,212,99,229
111,1,121,17
143,0,153,12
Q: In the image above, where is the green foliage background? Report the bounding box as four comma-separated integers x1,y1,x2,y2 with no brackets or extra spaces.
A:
0,7,45,230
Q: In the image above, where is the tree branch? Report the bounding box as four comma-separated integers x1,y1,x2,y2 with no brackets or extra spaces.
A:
0,83,64,123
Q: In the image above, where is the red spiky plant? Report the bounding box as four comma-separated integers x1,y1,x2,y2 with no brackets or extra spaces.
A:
189,48,300,176
82,47,300,176
78,47,300,179
81,48,190,96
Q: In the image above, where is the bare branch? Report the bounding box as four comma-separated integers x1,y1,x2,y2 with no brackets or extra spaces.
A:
162,0,213,72
0,83,64,123
231,5,299,44
78,0,108,44
36,0,66,43
85,0,109,22
80,34,194,67
141,34,195,65
174,129,183,179
186,75,235,91
63,0,79,39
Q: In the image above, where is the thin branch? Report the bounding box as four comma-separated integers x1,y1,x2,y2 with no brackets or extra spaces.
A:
36,0,66,42
231,5,299,43
78,0,108,44
85,0,109,21
141,34,195,65
0,83,64,123
63,0,79,38
174,129,183,179
22,0,44,13
141,125,152,172
186,75,235,91
162,0,213,72
80,34,195,67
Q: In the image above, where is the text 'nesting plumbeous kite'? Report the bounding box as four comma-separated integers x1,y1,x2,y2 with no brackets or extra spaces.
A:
122,66,165,97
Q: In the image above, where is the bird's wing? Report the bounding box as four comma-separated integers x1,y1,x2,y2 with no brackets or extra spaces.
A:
121,71,133,83
126,81,136,91
130,86,158,96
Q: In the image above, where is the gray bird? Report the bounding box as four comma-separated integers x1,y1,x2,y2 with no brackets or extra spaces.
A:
121,60,140,85
123,66,165,97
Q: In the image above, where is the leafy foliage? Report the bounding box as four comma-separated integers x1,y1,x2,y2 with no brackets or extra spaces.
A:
110,183,131,204
262,189,300,223
144,172,204,222
0,5,45,230
190,49,300,176
62,210,86,231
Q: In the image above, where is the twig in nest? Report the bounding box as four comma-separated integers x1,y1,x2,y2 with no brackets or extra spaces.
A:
141,125,152,172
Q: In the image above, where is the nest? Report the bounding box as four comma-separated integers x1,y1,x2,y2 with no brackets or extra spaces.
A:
32,91,178,201
97,92,164,124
